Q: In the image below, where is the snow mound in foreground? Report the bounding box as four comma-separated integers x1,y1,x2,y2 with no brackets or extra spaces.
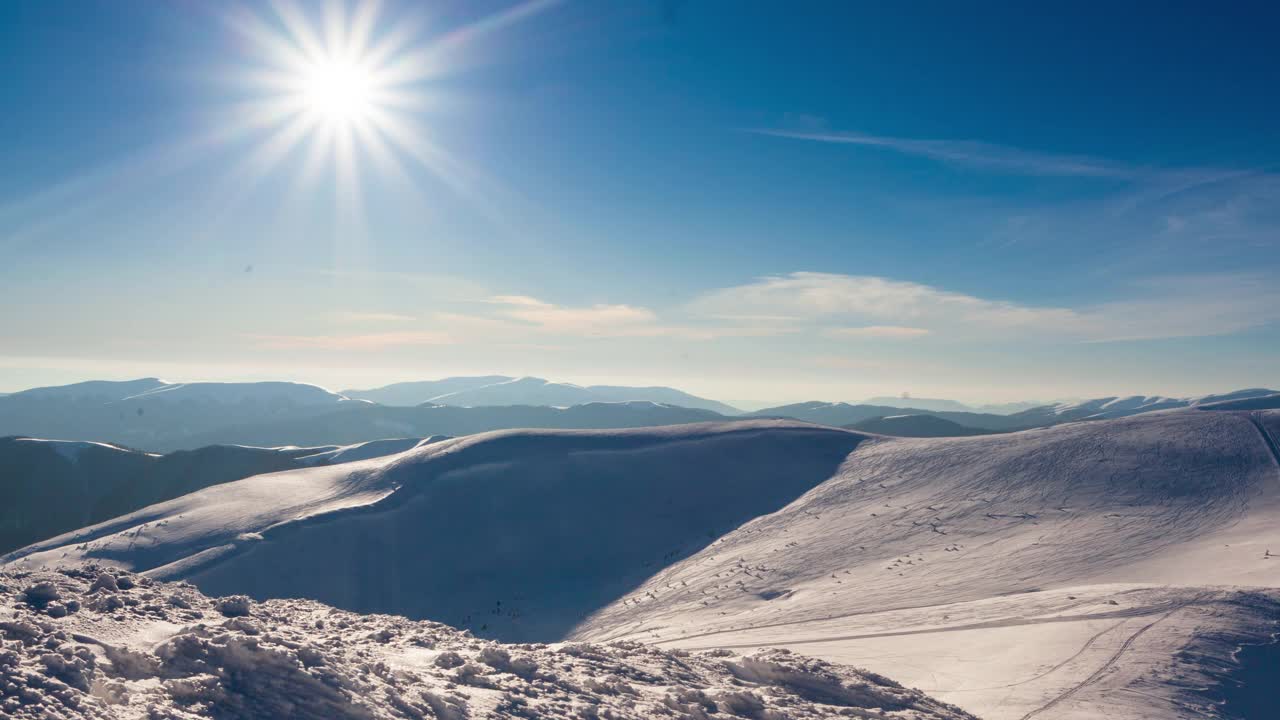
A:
0,566,975,720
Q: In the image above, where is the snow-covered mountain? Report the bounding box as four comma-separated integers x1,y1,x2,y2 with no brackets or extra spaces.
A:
755,388,1280,433
864,396,976,413
341,376,513,405
7,407,1280,718
862,397,1049,415
5,378,352,406
155,401,725,452
1009,387,1279,425
0,435,445,554
0,379,358,451
749,401,1031,431
346,375,742,415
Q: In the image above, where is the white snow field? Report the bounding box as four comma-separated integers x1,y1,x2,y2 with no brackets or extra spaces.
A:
5,410,1280,718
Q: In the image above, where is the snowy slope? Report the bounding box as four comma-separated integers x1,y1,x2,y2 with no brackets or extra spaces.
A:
575,410,1278,638
0,436,441,555
6,410,1280,718
3,422,864,642
572,409,1280,718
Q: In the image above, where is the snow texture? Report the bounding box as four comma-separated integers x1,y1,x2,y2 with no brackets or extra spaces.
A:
0,566,974,719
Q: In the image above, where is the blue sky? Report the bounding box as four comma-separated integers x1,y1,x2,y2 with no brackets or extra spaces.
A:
2,1,1278,406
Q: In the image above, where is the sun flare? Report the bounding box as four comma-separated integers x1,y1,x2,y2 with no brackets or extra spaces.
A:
228,0,447,196
222,0,559,233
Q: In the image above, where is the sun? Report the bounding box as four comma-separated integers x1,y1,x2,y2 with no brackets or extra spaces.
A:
227,0,445,192
301,58,375,125
221,0,560,232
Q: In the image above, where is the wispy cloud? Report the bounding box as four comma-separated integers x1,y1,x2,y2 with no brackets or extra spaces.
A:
751,129,1135,178
481,295,792,340
250,331,452,350
332,311,417,323
825,326,931,339
691,272,1280,343
487,295,659,335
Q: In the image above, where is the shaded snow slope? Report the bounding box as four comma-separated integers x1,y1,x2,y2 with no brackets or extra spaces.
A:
3,422,866,642
0,566,975,720
0,436,441,555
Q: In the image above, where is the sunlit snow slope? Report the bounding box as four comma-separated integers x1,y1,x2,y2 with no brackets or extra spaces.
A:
576,409,1280,719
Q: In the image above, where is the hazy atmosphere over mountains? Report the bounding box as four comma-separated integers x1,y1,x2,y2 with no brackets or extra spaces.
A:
5,1,1280,718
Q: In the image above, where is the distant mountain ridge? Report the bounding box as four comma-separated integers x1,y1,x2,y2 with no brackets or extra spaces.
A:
5,379,1275,451
165,401,725,452
0,379,725,451
1008,387,1280,425
340,376,511,405
863,396,975,413
344,375,740,414
6,378,353,405
863,397,1047,415
0,379,359,451
749,401,1034,431
754,387,1279,431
